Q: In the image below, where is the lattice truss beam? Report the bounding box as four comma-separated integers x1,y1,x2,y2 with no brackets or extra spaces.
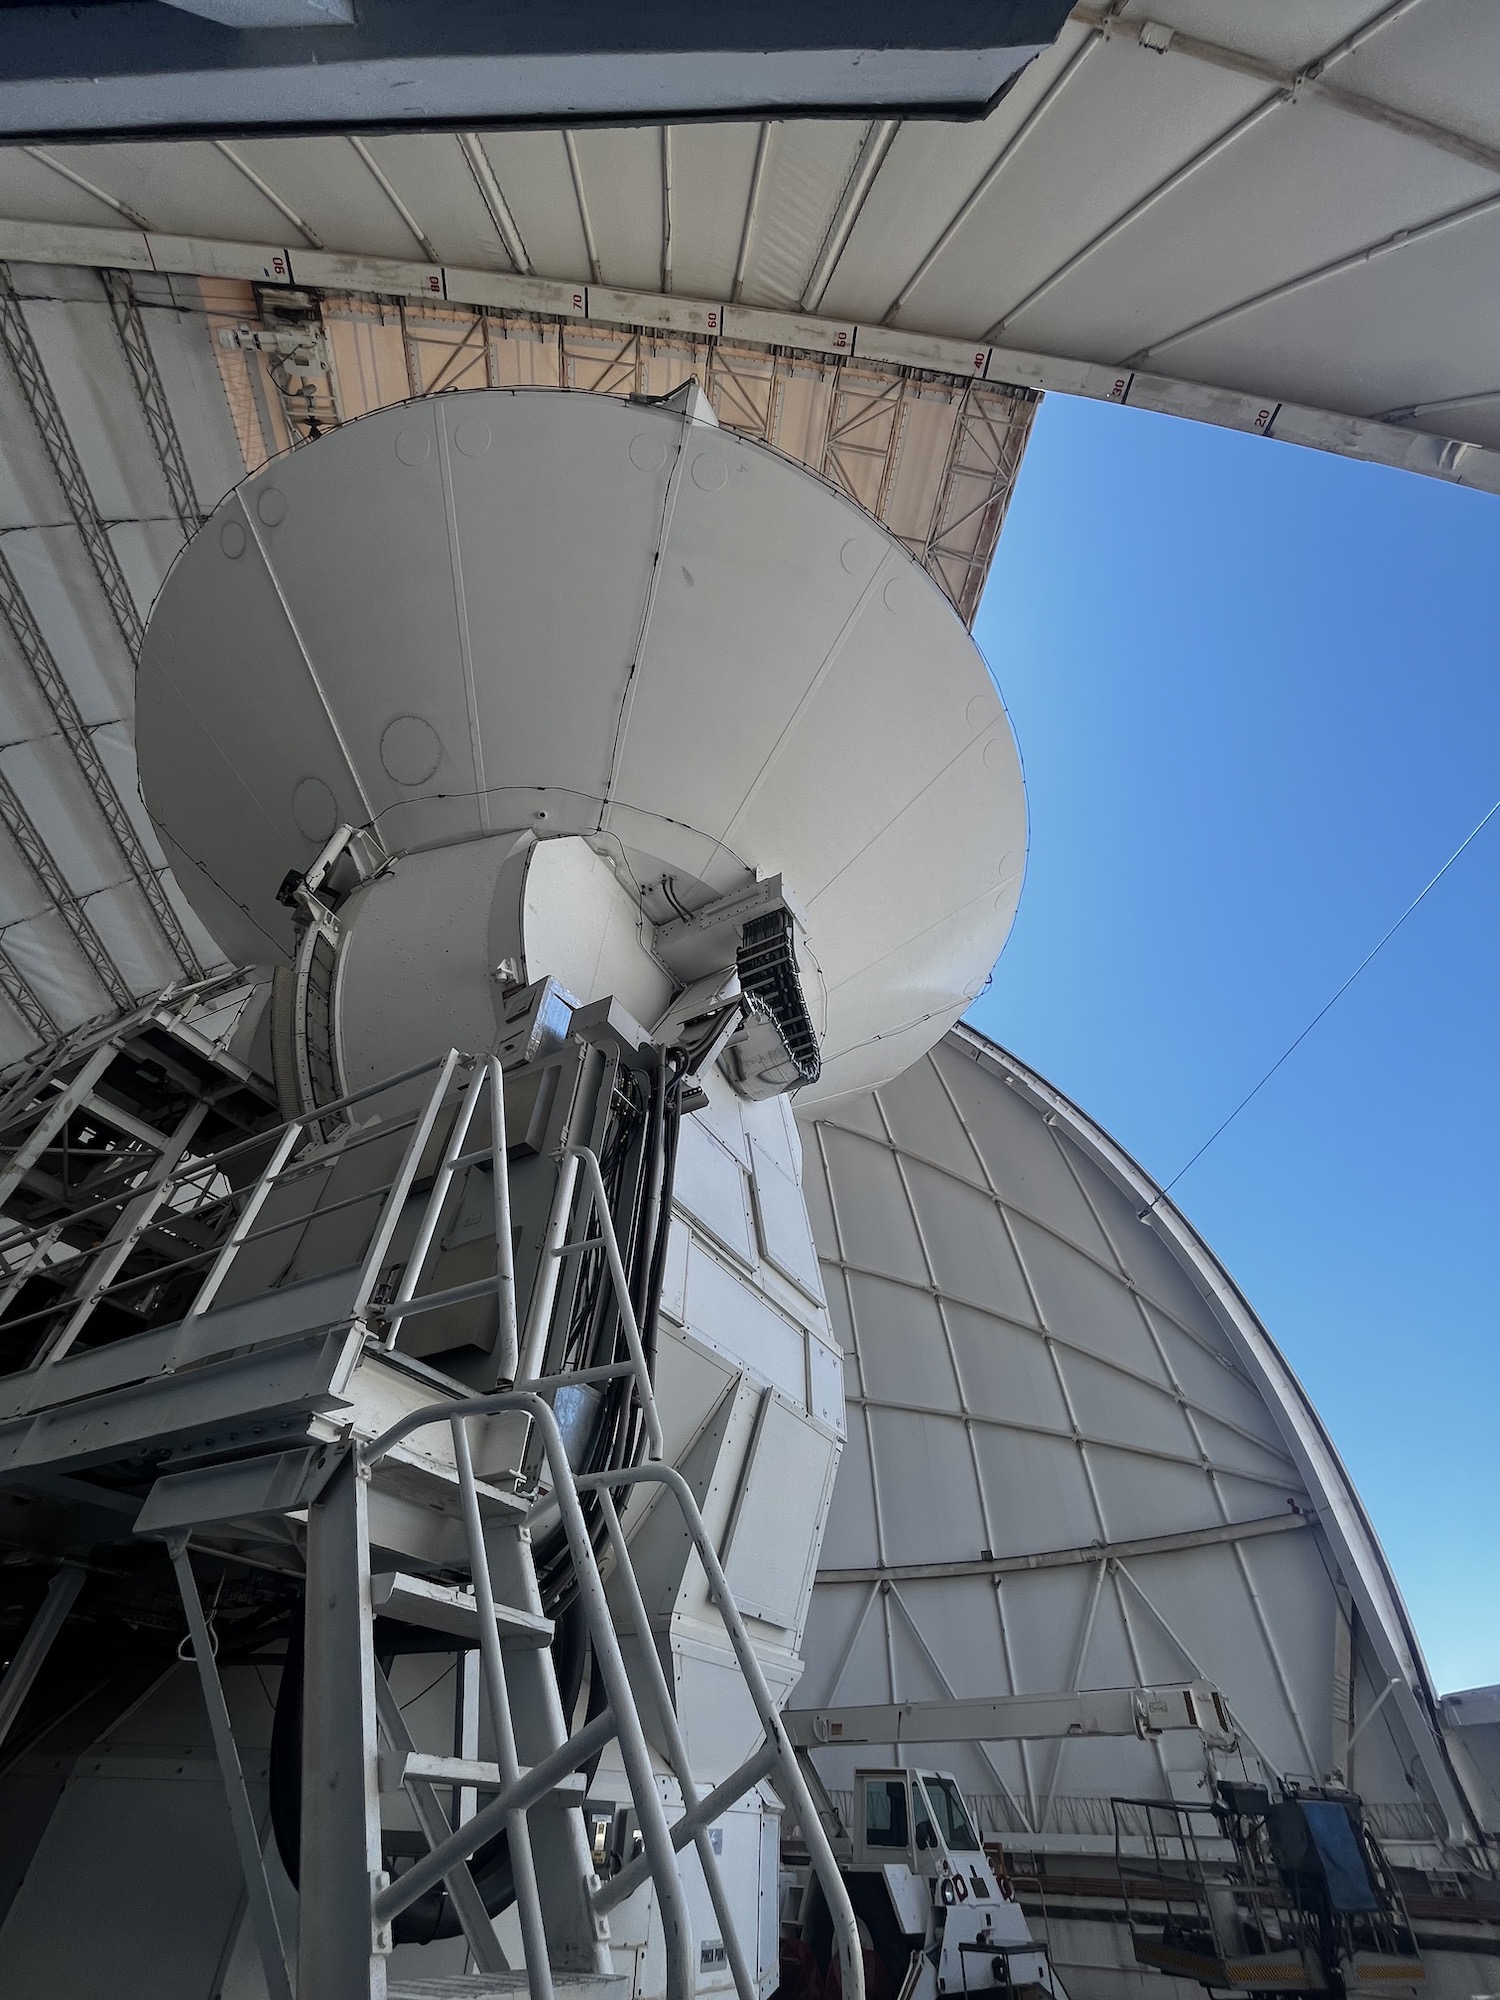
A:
0,265,208,1050
204,282,1038,630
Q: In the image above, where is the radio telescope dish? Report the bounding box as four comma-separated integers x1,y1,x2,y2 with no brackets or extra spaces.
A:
136,388,1026,1101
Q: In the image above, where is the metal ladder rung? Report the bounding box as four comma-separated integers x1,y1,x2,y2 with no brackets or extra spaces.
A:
371,1570,553,1648
370,1450,530,1523
388,1977,627,1998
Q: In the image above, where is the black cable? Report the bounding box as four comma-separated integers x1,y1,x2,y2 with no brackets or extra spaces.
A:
1149,788,1500,1205
530,1065,653,1614
268,1052,690,1935
660,874,695,923
530,1049,686,1619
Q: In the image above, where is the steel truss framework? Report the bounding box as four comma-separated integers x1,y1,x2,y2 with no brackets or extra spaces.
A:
100,269,204,540
0,1035,868,2000
0,763,130,1012
206,284,1038,633
0,272,206,1032
0,265,144,657
799,1029,1477,1860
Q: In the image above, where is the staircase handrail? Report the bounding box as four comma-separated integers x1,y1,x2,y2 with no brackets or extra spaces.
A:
361,1390,865,2000
363,1390,695,2000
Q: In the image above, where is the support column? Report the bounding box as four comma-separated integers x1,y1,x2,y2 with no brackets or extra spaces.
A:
171,1541,294,2000
0,1563,83,1751
1331,1584,1355,1786
486,1517,612,1976
300,1452,387,2000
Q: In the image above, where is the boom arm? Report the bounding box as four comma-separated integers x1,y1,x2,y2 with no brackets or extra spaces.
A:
781,1681,1236,1754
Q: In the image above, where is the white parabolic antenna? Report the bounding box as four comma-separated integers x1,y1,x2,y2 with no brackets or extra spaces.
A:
135,388,1027,1102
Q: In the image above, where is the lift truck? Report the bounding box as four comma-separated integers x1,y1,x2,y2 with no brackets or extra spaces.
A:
783,1764,1062,2000
773,1681,1428,2000
774,1680,1243,2000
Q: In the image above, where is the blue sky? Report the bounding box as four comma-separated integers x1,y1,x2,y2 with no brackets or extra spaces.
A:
966,393,1500,1697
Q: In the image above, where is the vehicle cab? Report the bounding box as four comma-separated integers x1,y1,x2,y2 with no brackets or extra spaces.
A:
851,1769,1060,1998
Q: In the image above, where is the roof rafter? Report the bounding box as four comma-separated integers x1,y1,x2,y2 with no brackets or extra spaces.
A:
457,134,530,276
883,11,1115,325
1128,180,1500,367
0,765,131,1010
348,135,439,266
100,269,203,541
991,0,1471,347
0,264,143,659
563,130,603,284
816,1509,1309,1586
0,944,57,1041
801,117,900,315
732,122,774,304
212,140,324,251
0,545,204,981
1074,0,1500,185
22,147,151,231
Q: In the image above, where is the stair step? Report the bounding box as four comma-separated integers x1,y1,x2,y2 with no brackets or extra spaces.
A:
372,1570,553,1647
369,1446,531,1522
382,1749,586,1800
388,1976,626,1998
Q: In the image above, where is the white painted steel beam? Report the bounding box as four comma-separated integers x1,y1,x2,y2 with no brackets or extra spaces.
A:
781,1681,1232,1750
564,131,603,285
881,15,1110,326
984,88,1290,342
212,140,325,249
21,147,152,230
0,1561,83,1749
371,1668,509,1977
816,1511,1310,1587
348,134,439,265
1073,3,1500,185
1128,182,1500,371
458,134,530,276
801,119,901,314
733,123,774,304
0,216,1489,502
31,1099,208,1368
0,1042,113,1209
298,1454,387,1997
840,1387,1298,1493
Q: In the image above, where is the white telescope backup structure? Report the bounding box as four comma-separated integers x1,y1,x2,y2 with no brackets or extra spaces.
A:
0,384,1025,2000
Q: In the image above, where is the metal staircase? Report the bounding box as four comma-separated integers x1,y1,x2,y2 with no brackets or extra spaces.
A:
0,1033,864,2000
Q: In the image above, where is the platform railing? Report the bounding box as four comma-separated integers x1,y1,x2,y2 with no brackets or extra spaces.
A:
0,1046,466,1371
9,1034,858,2000
362,1391,866,2000
0,1043,578,1384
